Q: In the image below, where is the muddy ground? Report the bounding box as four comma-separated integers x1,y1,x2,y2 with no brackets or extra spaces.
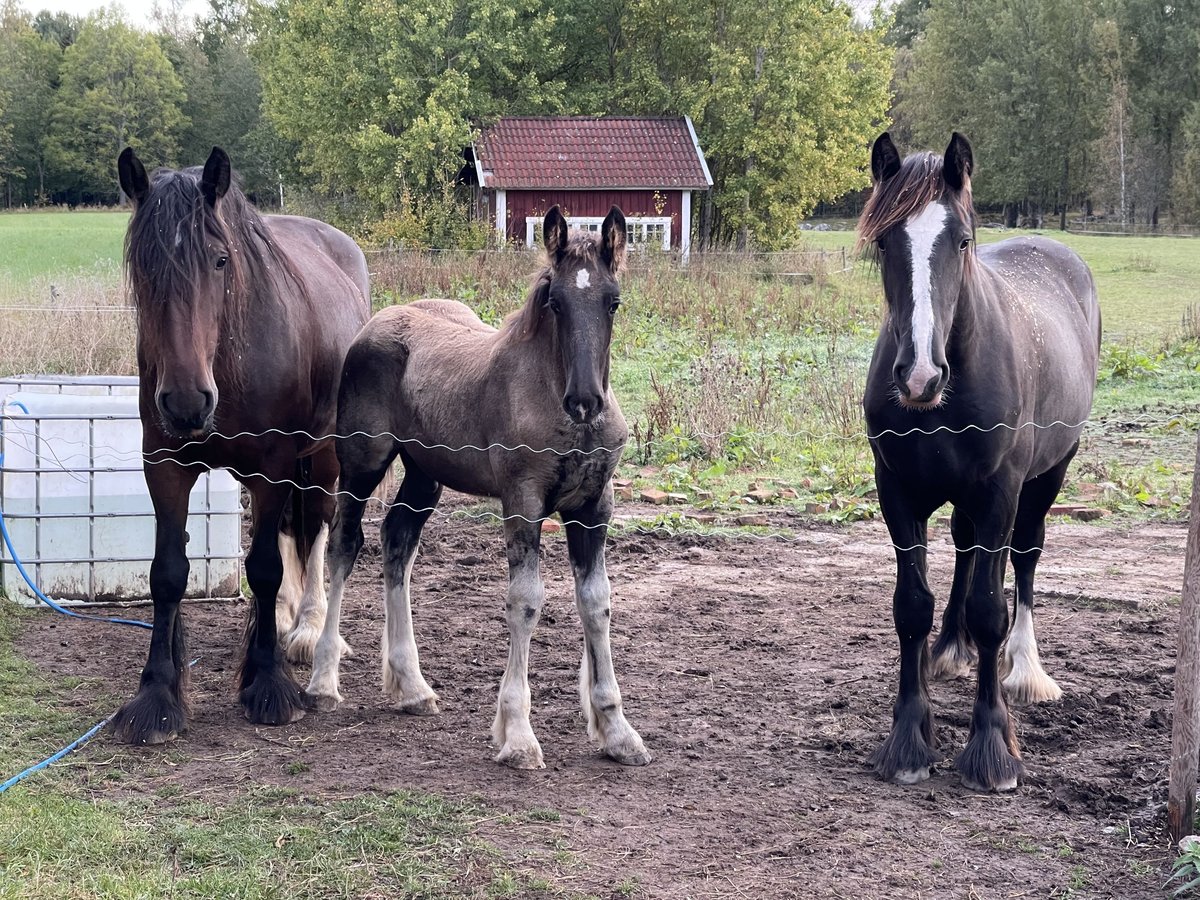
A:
18,503,1188,899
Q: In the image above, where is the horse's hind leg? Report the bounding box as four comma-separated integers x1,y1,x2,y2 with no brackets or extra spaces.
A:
930,510,977,679
239,479,307,725
565,494,651,766
492,512,547,769
306,444,393,711
380,458,442,714
112,463,199,744
1002,453,1075,704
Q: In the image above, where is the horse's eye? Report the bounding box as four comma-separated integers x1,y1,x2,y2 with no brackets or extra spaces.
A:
547,297,561,314
959,238,971,252
877,239,887,254
215,255,229,270
609,298,621,315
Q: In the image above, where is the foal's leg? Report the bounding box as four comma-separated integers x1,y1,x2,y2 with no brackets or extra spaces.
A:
930,510,977,679
869,464,941,784
239,478,307,725
492,514,547,769
956,487,1023,792
112,462,199,744
285,450,352,664
1003,454,1074,704
306,462,391,711
564,495,651,766
380,462,442,714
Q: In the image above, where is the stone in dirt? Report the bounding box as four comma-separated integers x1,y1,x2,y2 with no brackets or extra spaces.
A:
735,513,769,527
667,493,688,504
805,503,828,515
746,489,777,504
640,489,670,505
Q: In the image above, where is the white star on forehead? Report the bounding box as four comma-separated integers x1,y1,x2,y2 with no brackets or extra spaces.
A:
575,269,591,289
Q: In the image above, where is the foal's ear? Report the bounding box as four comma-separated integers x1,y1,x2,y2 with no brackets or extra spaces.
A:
543,205,569,265
200,146,232,207
870,132,902,185
600,205,626,273
117,147,149,206
943,132,974,192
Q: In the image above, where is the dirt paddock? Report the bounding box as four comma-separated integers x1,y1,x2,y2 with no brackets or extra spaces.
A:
19,505,1187,899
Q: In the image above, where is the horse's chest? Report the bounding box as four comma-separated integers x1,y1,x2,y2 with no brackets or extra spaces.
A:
548,452,614,511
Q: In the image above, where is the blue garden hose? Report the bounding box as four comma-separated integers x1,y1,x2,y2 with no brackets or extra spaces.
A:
0,405,156,792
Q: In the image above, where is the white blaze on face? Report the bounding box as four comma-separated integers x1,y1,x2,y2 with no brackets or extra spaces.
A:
575,268,591,289
903,202,949,397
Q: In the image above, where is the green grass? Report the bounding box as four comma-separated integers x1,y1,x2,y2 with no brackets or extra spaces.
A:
798,225,1200,338
0,603,575,899
0,211,128,283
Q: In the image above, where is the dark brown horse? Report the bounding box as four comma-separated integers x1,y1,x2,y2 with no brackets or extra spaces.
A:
860,133,1101,791
304,206,651,769
113,146,370,743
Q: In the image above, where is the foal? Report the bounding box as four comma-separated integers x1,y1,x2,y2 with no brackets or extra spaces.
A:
306,206,651,769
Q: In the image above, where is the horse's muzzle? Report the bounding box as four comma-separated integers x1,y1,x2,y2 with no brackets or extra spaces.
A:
157,388,217,436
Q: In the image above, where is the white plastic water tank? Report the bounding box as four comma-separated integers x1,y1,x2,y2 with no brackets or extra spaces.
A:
0,375,241,606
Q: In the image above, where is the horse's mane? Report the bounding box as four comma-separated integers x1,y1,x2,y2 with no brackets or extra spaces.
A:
124,167,306,366
855,150,977,267
503,231,607,342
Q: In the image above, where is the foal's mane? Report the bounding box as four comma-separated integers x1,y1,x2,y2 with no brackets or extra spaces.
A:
124,167,306,358
856,150,977,267
504,231,606,342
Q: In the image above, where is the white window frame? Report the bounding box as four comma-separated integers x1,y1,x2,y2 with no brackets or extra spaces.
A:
525,215,672,251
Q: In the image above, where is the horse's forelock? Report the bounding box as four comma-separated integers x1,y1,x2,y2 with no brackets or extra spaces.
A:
506,231,607,342
856,151,976,266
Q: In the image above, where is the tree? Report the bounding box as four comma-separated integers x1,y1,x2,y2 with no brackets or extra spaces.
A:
0,1,63,205
551,0,891,249
900,0,1103,227
46,10,186,202
257,0,563,211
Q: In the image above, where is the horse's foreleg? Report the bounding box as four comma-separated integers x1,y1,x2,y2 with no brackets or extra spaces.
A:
957,492,1023,792
239,480,306,726
565,494,650,766
930,509,977,679
112,462,199,744
380,467,442,714
492,515,546,769
869,464,940,785
1003,456,1073,704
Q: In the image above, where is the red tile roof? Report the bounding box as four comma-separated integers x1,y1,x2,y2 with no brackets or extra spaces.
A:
473,117,712,190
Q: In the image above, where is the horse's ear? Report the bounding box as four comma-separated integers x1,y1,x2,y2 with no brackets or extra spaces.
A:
601,205,626,273
200,146,231,206
117,147,149,206
870,132,902,185
943,132,974,192
543,205,569,265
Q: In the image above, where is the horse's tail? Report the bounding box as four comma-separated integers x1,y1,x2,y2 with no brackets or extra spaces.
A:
285,456,317,574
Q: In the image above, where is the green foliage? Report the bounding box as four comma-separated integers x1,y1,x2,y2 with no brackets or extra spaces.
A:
45,11,187,202
1169,838,1200,897
900,0,1103,220
258,0,562,211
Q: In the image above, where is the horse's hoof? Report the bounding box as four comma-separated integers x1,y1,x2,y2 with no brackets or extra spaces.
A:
892,767,931,785
497,744,545,770
110,686,186,746
606,742,653,767
282,622,320,665
1002,666,1063,705
397,697,440,716
304,691,342,713
240,672,307,726
929,639,976,680
961,774,1019,793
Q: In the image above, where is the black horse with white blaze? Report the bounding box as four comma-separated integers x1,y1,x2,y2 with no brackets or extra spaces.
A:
859,133,1101,792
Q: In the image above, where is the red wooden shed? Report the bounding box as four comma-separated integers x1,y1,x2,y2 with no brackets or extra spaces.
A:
468,116,712,259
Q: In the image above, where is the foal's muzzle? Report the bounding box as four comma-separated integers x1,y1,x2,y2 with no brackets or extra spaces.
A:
563,391,605,425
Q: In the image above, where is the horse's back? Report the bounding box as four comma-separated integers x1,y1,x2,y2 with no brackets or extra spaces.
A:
266,214,370,305
980,235,1101,352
